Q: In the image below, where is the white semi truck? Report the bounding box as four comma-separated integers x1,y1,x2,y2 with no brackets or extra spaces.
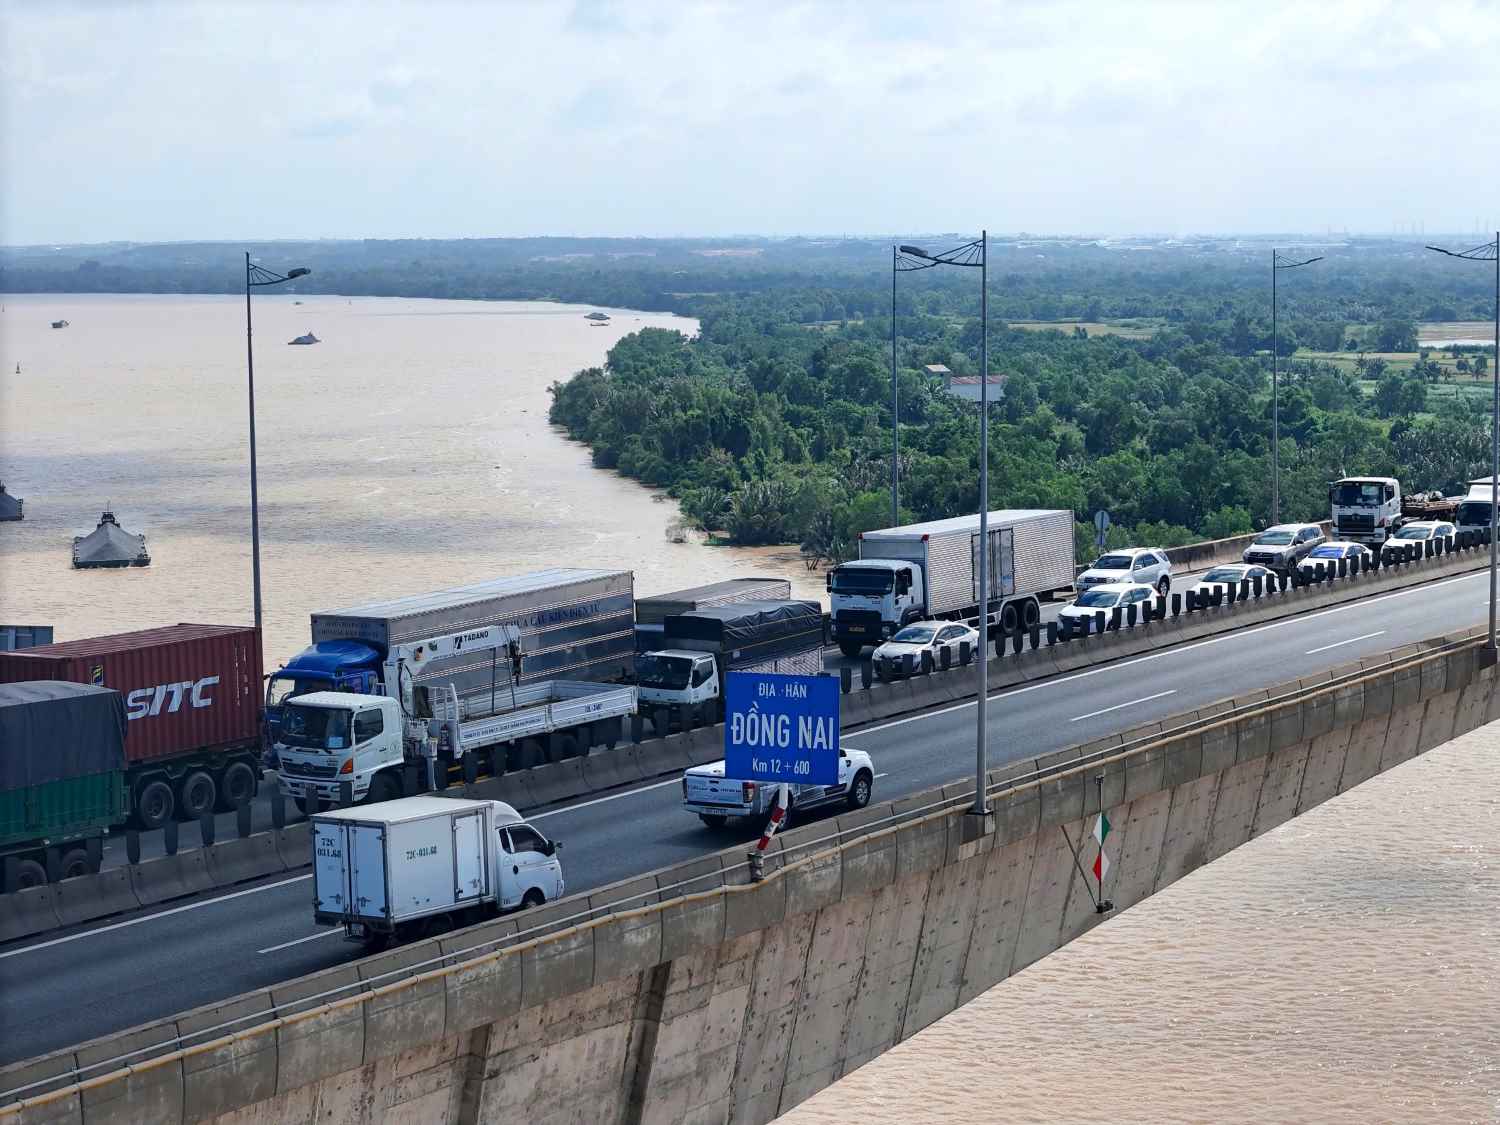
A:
312,796,563,947
1329,477,1460,546
274,622,635,808
827,510,1076,656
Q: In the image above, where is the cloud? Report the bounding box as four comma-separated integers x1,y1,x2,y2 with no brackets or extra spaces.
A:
3,0,1499,242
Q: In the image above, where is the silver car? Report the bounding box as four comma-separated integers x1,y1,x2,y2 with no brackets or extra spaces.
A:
1076,548,1173,596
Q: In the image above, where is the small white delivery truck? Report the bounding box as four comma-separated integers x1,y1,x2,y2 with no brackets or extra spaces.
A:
312,796,563,947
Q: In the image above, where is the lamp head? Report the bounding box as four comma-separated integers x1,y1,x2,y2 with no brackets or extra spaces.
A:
286,268,310,279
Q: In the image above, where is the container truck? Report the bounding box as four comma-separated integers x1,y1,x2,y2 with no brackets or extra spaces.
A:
1329,477,1461,546
827,510,1076,656
266,569,635,732
634,578,793,651
0,625,264,829
0,682,130,892
635,600,824,732
312,796,563,947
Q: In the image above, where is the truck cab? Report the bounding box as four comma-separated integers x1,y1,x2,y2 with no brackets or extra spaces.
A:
827,559,924,656
636,650,723,715
1456,476,1498,535
274,691,409,808
265,640,383,734
1330,477,1400,544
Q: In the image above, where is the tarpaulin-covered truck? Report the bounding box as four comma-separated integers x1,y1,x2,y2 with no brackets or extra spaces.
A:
0,682,129,892
634,600,824,733
0,625,265,829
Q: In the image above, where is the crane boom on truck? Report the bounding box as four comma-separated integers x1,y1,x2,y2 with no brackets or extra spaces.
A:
274,623,635,809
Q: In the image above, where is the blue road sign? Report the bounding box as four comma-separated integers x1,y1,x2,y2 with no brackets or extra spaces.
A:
725,672,840,785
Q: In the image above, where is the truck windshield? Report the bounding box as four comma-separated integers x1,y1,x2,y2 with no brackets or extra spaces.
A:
1332,482,1383,506
266,674,330,709
636,654,693,690
1457,501,1494,527
831,567,893,594
280,704,352,750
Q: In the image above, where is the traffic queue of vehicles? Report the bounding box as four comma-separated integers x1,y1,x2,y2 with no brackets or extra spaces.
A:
0,569,825,892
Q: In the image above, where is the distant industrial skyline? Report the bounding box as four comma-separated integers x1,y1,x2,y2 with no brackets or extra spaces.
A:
3,0,1498,245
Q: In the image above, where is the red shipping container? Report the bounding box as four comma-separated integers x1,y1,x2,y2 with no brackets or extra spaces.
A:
0,624,263,766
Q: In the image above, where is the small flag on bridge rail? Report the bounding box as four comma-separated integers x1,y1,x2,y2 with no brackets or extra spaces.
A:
1092,811,1112,891
756,784,791,852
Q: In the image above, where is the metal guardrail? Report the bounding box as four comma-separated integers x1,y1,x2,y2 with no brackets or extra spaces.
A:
1,624,1484,1114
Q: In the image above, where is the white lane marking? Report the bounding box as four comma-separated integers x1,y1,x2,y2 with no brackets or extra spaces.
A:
1070,690,1177,723
257,929,340,954
1305,631,1386,655
0,874,313,960
528,777,681,820
874,772,889,779
848,569,1488,738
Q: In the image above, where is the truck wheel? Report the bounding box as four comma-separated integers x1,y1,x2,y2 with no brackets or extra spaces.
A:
1000,602,1021,636
134,779,175,830
178,771,217,820
295,795,321,816
653,709,671,738
838,641,863,659
1023,598,1041,629
216,761,259,811
58,848,90,881
521,888,545,909
847,771,873,810
699,814,727,829
367,772,401,805
11,859,46,891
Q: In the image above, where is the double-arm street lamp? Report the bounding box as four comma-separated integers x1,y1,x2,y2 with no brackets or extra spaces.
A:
1426,234,1500,656
245,254,310,633
894,233,991,816
1271,250,1322,525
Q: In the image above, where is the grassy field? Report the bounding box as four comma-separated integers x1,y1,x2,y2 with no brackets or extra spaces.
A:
1419,321,1495,345
1297,347,1487,378
1007,319,1160,339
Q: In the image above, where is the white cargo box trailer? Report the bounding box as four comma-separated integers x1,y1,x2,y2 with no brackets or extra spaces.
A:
311,796,563,945
830,509,1075,651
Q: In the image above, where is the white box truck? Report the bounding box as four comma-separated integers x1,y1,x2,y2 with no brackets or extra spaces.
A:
827,509,1076,655
312,796,564,947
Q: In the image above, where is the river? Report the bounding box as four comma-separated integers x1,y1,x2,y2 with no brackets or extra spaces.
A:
779,722,1500,1125
0,293,820,666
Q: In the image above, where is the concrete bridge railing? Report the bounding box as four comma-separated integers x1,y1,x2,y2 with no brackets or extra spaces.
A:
2,623,1496,1124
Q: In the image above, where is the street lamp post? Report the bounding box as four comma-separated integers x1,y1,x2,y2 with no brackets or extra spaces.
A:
1426,234,1500,657
896,234,990,816
245,254,310,634
1271,250,1322,525
891,247,900,525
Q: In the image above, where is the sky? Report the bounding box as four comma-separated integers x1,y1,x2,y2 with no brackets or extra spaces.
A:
3,0,1500,245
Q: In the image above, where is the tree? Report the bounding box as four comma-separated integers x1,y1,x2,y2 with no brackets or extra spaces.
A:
1202,506,1253,539
1375,318,1418,352
1373,372,1426,418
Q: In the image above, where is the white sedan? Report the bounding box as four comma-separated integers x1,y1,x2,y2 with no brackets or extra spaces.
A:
1295,542,1373,581
872,621,980,676
1057,582,1157,632
1189,563,1274,600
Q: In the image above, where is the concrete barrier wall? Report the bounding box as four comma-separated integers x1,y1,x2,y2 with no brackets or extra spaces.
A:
4,625,1493,1125
1157,519,1333,573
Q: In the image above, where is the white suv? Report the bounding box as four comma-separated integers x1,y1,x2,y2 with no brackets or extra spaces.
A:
1077,548,1173,597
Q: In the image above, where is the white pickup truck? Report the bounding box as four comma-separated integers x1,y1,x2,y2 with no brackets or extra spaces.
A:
681,748,876,828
